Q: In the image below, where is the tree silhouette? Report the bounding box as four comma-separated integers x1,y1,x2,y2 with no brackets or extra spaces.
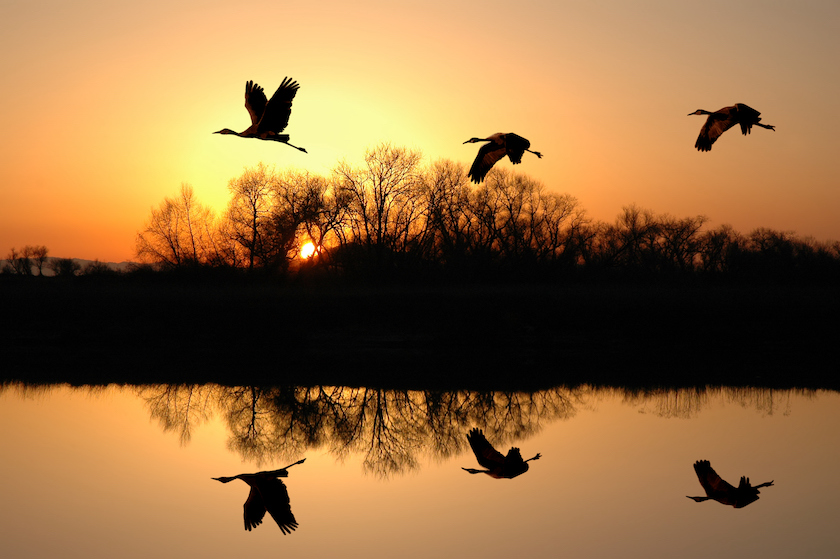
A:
48,257,81,277
127,143,840,283
135,184,217,268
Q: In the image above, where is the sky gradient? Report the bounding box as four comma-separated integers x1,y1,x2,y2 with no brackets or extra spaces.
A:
2,0,838,262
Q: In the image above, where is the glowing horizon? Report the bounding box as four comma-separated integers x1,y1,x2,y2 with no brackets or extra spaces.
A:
2,1,839,262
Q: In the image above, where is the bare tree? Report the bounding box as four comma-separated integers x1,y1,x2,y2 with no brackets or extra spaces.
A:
223,163,279,271
421,159,473,268
5,246,33,275
272,170,350,270
333,143,427,267
49,257,82,277
135,184,217,268
30,245,49,276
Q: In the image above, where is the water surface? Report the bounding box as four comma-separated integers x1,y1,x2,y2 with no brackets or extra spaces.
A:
1,384,837,558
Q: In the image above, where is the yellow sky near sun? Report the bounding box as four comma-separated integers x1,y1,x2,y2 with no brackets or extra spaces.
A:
1,0,838,262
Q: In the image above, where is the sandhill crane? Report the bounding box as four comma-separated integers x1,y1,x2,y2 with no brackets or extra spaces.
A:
687,459,774,508
463,133,542,183
214,77,307,152
212,459,306,534
461,428,541,479
688,103,775,152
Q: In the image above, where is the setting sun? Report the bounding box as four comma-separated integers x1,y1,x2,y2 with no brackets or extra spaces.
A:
300,242,317,259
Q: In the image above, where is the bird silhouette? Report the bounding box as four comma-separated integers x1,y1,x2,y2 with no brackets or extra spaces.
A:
214,77,307,152
462,428,541,478
212,459,306,533
688,103,775,152
463,133,543,183
687,459,774,508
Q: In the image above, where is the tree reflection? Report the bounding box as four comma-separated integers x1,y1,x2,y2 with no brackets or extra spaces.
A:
135,384,583,477
139,384,215,444
2,382,814,479
615,386,815,418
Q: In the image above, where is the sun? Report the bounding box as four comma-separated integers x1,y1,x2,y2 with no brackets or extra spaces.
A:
300,242,317,259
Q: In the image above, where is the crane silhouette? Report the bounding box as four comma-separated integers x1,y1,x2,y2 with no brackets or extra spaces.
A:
462,428,541,478
463,133,542,183
688,103,775,152
687,459,774,508
214,77,307,153
212,459,306,534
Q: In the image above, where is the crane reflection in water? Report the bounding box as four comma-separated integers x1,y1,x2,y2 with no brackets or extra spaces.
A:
687,459,774,508
213,459,306,534
461,427,541,479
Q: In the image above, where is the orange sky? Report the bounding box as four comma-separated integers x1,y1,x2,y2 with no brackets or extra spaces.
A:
2,0,838,262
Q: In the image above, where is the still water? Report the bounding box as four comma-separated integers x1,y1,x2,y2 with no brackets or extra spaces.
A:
1,383,838,558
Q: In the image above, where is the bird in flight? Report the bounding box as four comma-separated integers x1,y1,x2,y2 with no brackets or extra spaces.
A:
463,132,542,183
688,103,775,152
212,459,306,534
462,428,541,479
214,77,307,153
687,459,774,508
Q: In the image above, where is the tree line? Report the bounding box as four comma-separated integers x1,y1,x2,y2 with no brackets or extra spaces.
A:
5,143,839,282
2,245,118,277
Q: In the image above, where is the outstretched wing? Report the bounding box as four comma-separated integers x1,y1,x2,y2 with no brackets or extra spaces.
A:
695,106,738,151
466,428,505,470
693,460,736,497
504,133,531,164
734,103,761,135
245,81,268,127
468,141,506,184
243,486,267,531
258,76,300,134
260,478,298,535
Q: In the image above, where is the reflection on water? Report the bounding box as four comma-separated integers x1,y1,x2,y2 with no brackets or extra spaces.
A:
1,382,838,559
619,386,808,418
134,384,816,477
1,382,815,478
137,384,582,477
462,427,541,478
687,459,775,508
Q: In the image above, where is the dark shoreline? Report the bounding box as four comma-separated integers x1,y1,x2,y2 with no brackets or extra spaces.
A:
2,277,838,391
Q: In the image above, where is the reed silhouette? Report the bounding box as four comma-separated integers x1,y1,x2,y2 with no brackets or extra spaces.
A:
462,428,541,478
688,103,775,152
212,459,305,533
214,77,307,152
463,133,542,183
687,459,773,508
